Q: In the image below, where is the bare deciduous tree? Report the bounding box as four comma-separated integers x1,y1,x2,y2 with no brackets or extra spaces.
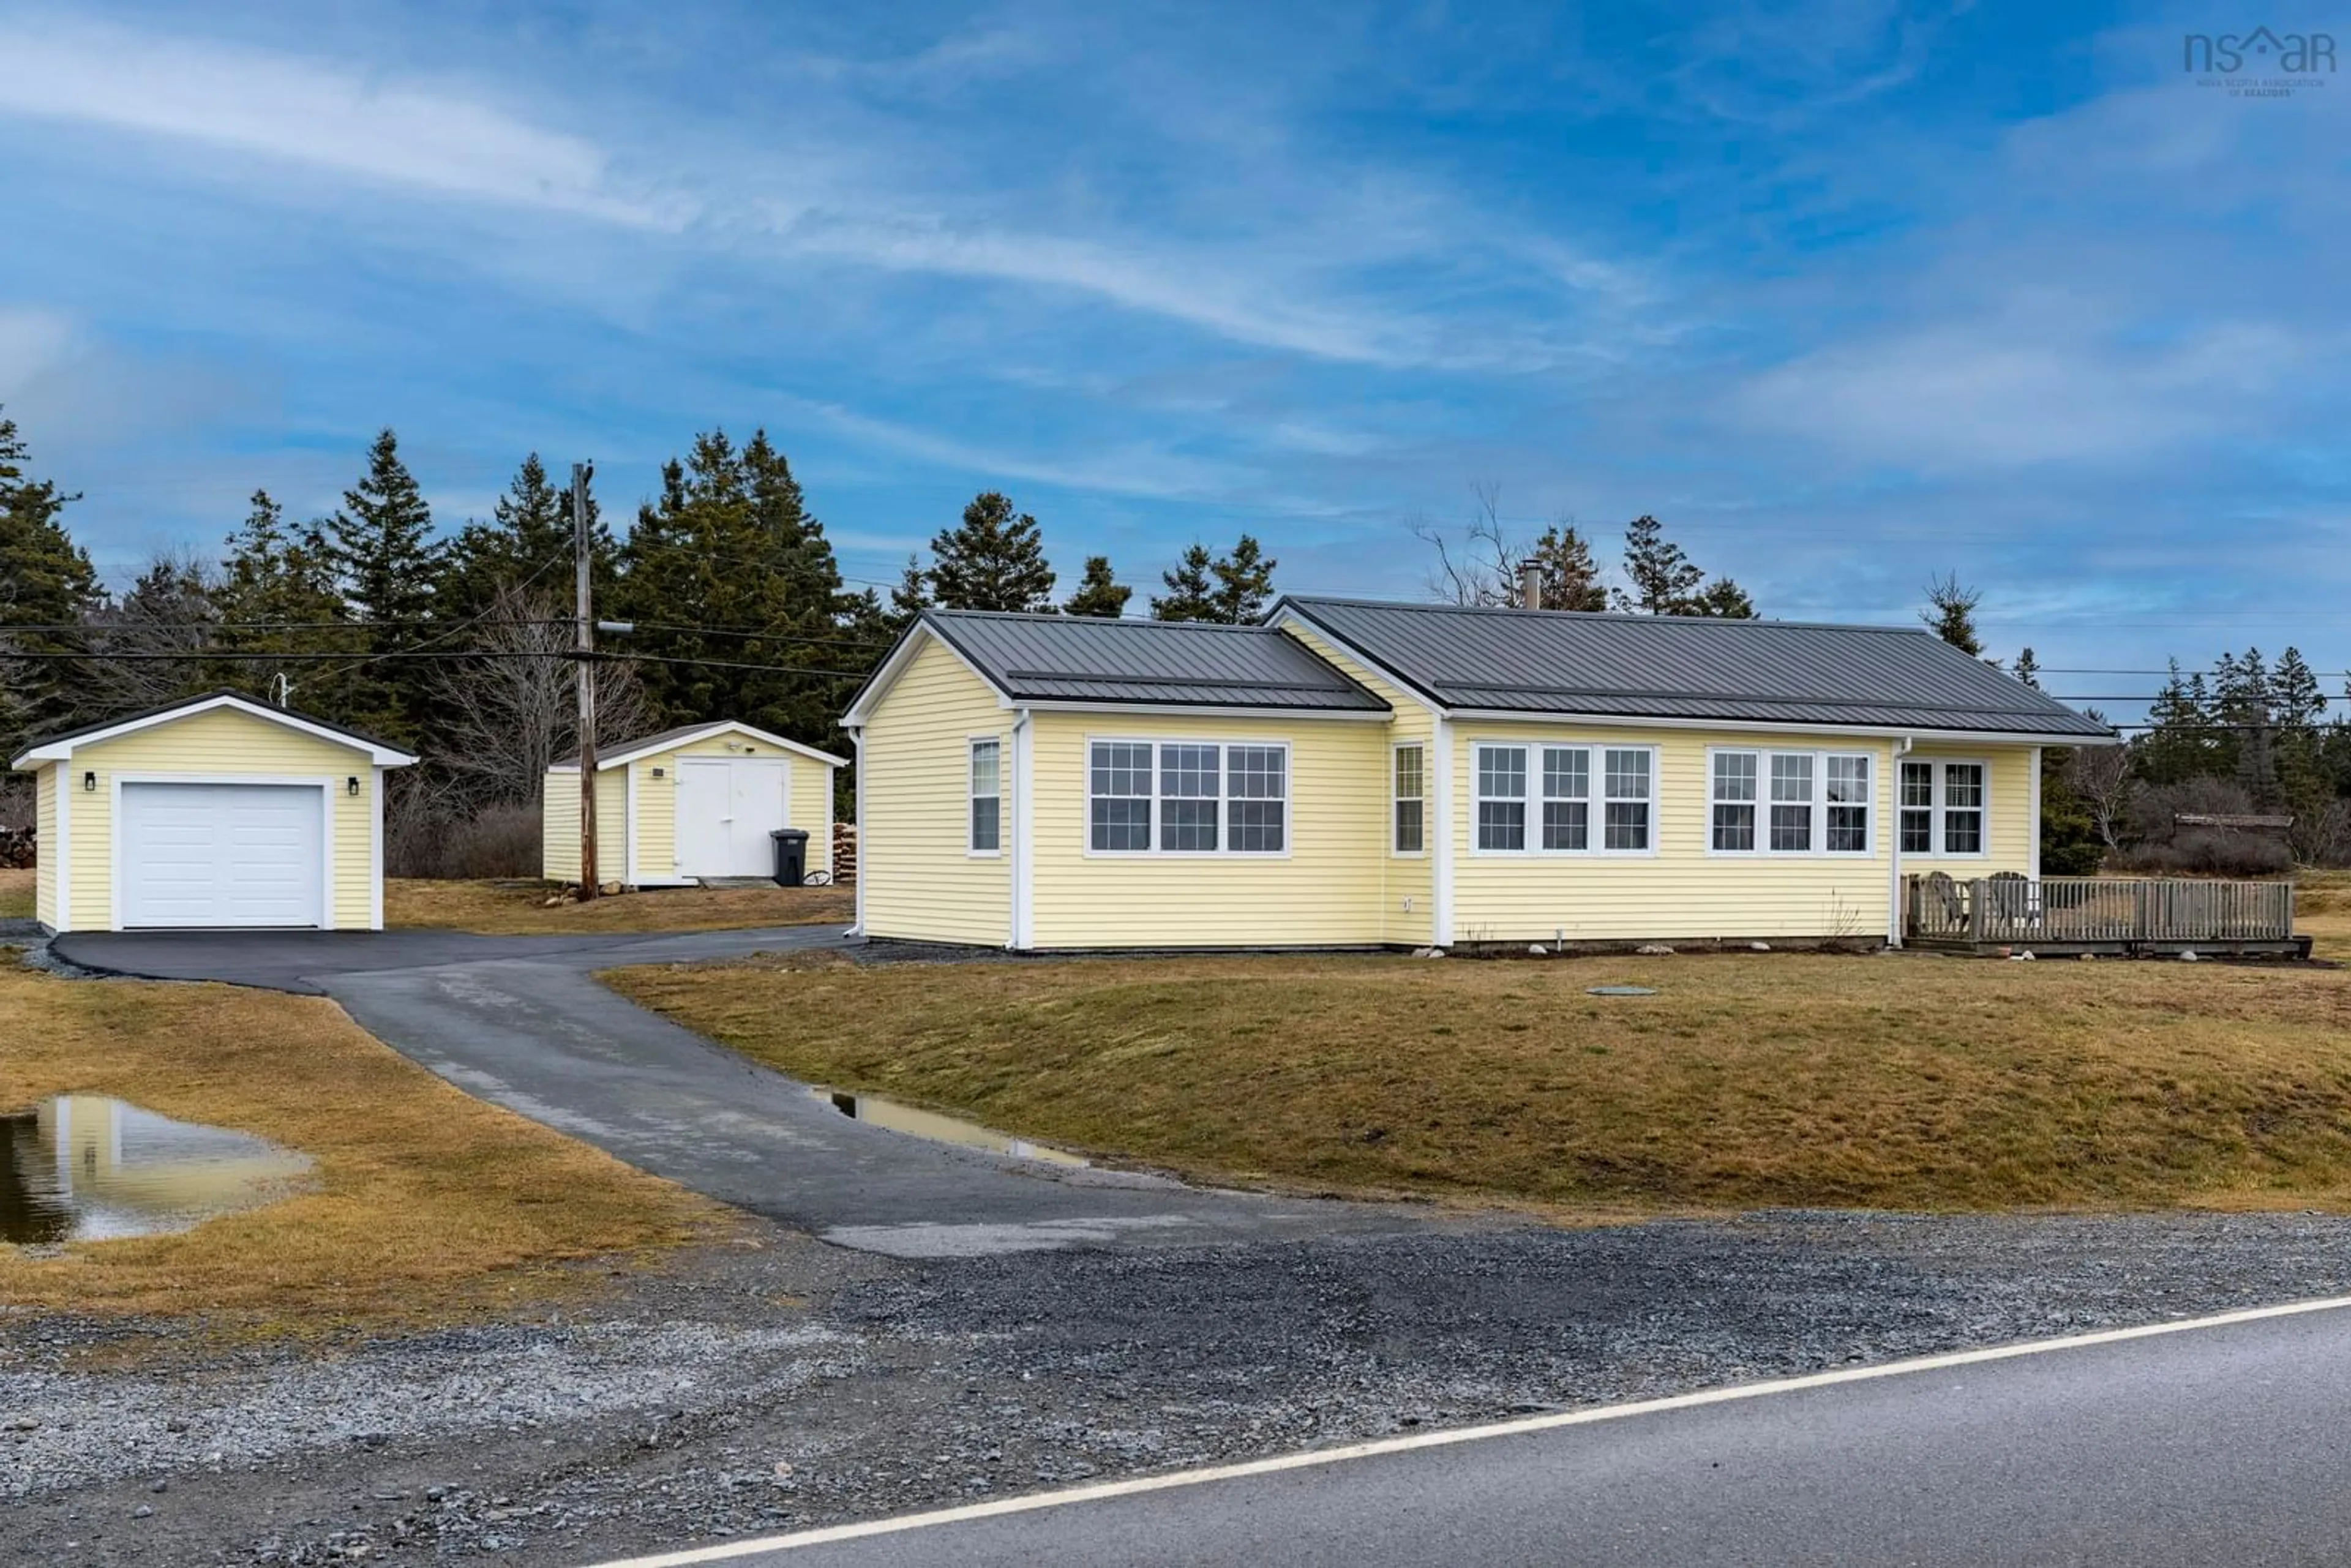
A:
429,585,655,807
1411,482,1607,610
2062,741,2135,849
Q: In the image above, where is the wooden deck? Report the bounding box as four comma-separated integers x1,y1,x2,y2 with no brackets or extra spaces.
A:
1903,875,2307,957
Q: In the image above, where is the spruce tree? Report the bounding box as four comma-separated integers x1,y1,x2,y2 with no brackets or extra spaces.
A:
1685,577,1757,619
616,428,858,748
1063,555,1131,618
217,490,348,708
438,454,607,624
1210,535,1278,623
0,408,102,752
327,429,443,738
889,553,933,628
1152,544,1220,621
1518,524,1608,611
1919,572,1984,656
2012,648,2042,689
928,492,1055,612
1613,515,1705,615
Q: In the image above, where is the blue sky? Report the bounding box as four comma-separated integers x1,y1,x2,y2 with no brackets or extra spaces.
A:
0,0,2344,716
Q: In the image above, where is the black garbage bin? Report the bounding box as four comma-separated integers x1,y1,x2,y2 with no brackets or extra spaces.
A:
770,828,811,887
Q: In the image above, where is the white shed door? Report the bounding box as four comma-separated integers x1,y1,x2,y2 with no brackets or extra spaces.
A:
674,757,790,877
120,782,326,928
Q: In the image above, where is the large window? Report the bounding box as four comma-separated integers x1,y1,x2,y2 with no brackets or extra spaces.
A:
1713,749,1872,856
1476,742,1652,854
1087,739,1288,855
1392,745,1425,854
968,738,1001,853
1898,759,1988,857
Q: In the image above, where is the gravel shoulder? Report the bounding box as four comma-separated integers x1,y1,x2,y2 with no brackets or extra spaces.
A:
10,1209,2351,1565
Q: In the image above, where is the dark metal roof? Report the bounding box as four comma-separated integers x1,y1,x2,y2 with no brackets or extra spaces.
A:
919,610,1389,712
1280,597,2115,738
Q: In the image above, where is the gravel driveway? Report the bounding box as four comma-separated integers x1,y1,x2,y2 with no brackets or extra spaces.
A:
10,1210,2351,1565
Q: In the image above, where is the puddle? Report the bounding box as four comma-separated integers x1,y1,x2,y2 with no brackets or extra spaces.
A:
813,1088,1089,1168
1,1095,316,1245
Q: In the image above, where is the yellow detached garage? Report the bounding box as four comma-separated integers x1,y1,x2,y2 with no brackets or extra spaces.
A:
7,692,418,934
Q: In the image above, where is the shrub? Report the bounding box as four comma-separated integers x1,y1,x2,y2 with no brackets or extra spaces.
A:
2108,831,2293,877
388,802,543,880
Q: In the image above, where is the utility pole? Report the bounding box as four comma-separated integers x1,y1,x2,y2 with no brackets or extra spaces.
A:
574,460,599,901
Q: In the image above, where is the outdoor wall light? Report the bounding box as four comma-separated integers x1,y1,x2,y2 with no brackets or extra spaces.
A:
651,767,665,779
347,776,361,797
82,770,96,792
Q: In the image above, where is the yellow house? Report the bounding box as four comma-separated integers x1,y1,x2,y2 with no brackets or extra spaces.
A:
842,599,2117,951
7,691,417,933
544,720,846,886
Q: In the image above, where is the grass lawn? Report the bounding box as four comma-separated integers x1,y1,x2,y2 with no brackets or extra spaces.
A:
0,966,718,1330
386,877,853,936
610,944,2351,1215
0,867,29,920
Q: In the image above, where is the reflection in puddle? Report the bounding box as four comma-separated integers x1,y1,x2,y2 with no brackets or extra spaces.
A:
815,1088,1089,1168
1,1096,316,1244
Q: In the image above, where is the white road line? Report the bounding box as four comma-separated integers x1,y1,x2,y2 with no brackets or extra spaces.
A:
582,1291,2351,1568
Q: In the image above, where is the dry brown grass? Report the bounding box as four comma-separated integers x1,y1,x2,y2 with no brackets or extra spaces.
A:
385,878,853,936
2295,869,2351,962
0,967,718,1329
0,868,29,920
610,948,2351,1215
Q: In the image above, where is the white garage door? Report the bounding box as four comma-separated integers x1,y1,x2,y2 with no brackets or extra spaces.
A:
120,782,326,929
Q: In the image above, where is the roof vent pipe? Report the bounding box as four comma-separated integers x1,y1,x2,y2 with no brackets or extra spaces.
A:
1516,560,1543,611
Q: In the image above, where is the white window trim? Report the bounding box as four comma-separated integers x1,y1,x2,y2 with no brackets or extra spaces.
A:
1899,756,1993,861
1082,735,1294,860
967,734,1003,858
1391,741,1428,858
1704,746,1877,859
1468,739,1660,858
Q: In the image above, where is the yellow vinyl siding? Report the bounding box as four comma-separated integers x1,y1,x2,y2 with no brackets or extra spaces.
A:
62,708,378,931
34,763,57,928
1026,710,1389,949
1902,746,2036,877
1448,725,1901,943
1280,625,1432,945
860,637,1011,944
790,754,834,879
540,767,620,883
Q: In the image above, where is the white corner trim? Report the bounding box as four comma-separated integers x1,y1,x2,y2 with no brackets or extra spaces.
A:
624,763,640,887
53,765,72,932
2029,745,2044,881
1886,735,1913,947
1431,716,1455,947
370,767,386,931
849,731,866,937
1012,711,1035,949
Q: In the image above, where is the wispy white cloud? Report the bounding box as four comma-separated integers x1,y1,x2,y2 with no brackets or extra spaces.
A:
782,396,1250,503
0,17,686,226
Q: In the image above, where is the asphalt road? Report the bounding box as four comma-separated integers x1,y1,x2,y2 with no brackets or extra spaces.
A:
669,1301,2351,1567
47,928,1432,1256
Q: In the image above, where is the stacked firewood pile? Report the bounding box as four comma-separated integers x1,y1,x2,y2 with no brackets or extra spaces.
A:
0,828,33,869
831,823,858,885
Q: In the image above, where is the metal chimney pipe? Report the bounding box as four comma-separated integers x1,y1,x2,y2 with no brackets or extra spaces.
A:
1516,558,1543,610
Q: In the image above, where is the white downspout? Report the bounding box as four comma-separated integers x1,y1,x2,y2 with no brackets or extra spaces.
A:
1887,735,1914,947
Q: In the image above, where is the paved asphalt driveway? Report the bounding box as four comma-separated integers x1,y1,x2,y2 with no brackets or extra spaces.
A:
687,1301,2351,1567
47,928,1433,1257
